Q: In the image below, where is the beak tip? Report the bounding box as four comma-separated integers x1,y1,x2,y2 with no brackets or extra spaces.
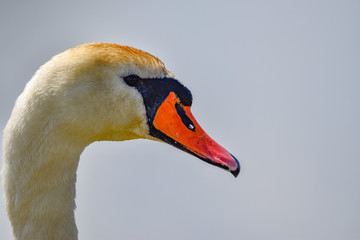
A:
229,153,240,178
231,166,240,177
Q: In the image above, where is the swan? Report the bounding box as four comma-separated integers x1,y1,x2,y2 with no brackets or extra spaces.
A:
1,42,240,240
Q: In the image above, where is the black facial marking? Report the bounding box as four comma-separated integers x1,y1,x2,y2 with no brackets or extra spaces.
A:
123,74,192,126
175,102,196,132
124,74,198,154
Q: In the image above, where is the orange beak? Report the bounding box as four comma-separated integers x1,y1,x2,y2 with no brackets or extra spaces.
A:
152,92,240,177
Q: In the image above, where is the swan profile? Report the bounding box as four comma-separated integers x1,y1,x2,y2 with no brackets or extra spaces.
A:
1,42,239,240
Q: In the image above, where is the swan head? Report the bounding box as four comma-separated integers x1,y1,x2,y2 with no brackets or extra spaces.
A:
18,42,240,176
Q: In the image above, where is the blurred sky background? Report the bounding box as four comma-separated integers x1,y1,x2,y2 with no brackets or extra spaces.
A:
1,0,359,239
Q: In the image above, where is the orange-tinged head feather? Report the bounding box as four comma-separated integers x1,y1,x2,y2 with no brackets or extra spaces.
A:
73,42,166,68
49,42,170,81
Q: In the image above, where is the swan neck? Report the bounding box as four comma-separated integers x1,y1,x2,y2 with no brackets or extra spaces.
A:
2,123,86,240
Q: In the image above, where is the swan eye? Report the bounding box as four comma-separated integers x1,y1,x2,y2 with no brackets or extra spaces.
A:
123,74,141,87
175,102,196,132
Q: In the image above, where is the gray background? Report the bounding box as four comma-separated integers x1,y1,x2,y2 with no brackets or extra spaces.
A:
1,0,359,239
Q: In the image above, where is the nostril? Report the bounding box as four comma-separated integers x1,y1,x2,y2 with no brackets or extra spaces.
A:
175,102,196,132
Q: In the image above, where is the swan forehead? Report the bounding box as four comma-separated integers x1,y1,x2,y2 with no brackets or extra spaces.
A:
58,42,171,79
